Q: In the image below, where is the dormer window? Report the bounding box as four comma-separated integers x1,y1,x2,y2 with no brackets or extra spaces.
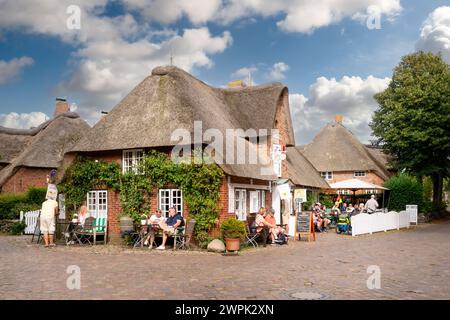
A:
320,172,333,180
122,149,143,173
354,171,367,177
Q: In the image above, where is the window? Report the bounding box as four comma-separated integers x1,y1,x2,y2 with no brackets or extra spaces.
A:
122,149,143,173
235,189,246,220
250,190,267,214
159,189,183,217
354,171,367,177
87,190,108,219
365,189,380,194
337,190,351,195
320,172,333,180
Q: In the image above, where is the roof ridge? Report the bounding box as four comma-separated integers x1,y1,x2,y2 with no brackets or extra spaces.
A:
0,112,81,136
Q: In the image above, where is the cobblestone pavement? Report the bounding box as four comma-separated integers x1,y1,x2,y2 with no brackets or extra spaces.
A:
1,221,449,300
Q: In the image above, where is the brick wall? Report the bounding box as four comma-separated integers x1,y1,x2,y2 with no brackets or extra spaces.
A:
326,171,385,186
2,167,51,193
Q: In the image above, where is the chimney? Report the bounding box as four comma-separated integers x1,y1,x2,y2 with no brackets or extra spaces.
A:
53,97,70,117
335,115,343,124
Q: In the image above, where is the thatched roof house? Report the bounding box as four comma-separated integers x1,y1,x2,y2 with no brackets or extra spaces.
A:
71,65,299,181
62,66,330,240
0,103,90,193
286,147,330,189
300,119,391,184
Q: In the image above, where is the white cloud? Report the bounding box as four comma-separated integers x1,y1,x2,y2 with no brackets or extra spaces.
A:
231,66,258,78
62,27,232,124
290,75,390,145
266,62,289,81
0,56,34,84
124,0,222,25
0,112,49,129
215,0,402,33
0,1,233,125
416,6,450,63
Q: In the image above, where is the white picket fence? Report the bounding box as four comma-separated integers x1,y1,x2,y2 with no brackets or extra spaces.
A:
20,210,40,234
351,209,412,236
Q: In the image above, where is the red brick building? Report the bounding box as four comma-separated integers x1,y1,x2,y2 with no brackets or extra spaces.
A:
64,66,327,242
300,117,392,196
0,99,90,193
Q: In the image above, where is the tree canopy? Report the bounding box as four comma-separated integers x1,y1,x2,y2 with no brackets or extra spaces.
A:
371,52,450,214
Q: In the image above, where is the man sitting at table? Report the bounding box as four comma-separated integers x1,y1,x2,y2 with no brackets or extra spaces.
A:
144,209,165,249
156,207,184,250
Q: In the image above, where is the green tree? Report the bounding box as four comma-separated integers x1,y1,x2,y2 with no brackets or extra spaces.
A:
371,52,450,217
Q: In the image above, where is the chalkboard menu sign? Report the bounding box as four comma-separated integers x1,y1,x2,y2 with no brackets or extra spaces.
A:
297,213,311,232
295,212,316,242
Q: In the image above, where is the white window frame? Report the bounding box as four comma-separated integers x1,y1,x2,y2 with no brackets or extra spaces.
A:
337,190,351,195
158,189,183,217
122,149,143,174
354,171,367,177
87,190,108,219
235,189,247,220
321,171,333,180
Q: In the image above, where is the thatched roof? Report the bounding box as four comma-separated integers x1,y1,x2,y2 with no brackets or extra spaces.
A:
286,147,329,189
0,133,31,164
0,112,90,187
365,145,392,170
301,122,390,180
72,66,294,153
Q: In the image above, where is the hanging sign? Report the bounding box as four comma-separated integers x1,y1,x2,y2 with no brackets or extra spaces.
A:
46,184,58,201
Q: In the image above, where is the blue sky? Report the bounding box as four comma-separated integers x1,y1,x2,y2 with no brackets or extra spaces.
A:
0,0,449,144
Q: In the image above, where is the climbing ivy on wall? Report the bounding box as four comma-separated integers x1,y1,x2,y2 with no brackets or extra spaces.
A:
61,151,224,244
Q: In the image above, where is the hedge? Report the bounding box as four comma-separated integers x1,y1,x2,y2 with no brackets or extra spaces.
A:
384,174,423,212
0,187,47,220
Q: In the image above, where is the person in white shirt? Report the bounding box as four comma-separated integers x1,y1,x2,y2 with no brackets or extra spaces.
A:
365,195,379,214
144,210,165,249
40,198,59,247
78,203,89,225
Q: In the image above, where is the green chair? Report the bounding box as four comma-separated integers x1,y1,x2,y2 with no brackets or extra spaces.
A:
93,217,107,245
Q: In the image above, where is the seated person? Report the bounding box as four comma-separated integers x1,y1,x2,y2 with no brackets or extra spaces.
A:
254,207,267,233
358,203,365,213
264,208,285,243
156,207,184,250
78,203,89,226
144,210,165,248
346,203,355,214
313,203,331,232
330,201,340,222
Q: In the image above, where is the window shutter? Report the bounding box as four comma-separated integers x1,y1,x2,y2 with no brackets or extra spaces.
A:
228,183,234,213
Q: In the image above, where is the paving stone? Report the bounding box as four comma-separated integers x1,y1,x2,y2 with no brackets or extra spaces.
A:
0,221,449,299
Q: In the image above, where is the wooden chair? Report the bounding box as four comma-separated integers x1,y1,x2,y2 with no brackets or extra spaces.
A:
173,219,196,250
244,215,269,248
73,217,95,245
93,216,107,245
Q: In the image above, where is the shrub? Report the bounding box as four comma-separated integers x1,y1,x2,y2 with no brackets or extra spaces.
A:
10,221,26,235
384,174,423,212
220,218,246,239
319,193,334,208
0,187,46,220
26,187,47,205
0,193,28,219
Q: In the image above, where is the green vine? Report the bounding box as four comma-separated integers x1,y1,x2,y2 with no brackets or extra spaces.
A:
60,151,224,245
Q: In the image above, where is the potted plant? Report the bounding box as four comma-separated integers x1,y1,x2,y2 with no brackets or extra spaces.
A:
220,218,246,251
